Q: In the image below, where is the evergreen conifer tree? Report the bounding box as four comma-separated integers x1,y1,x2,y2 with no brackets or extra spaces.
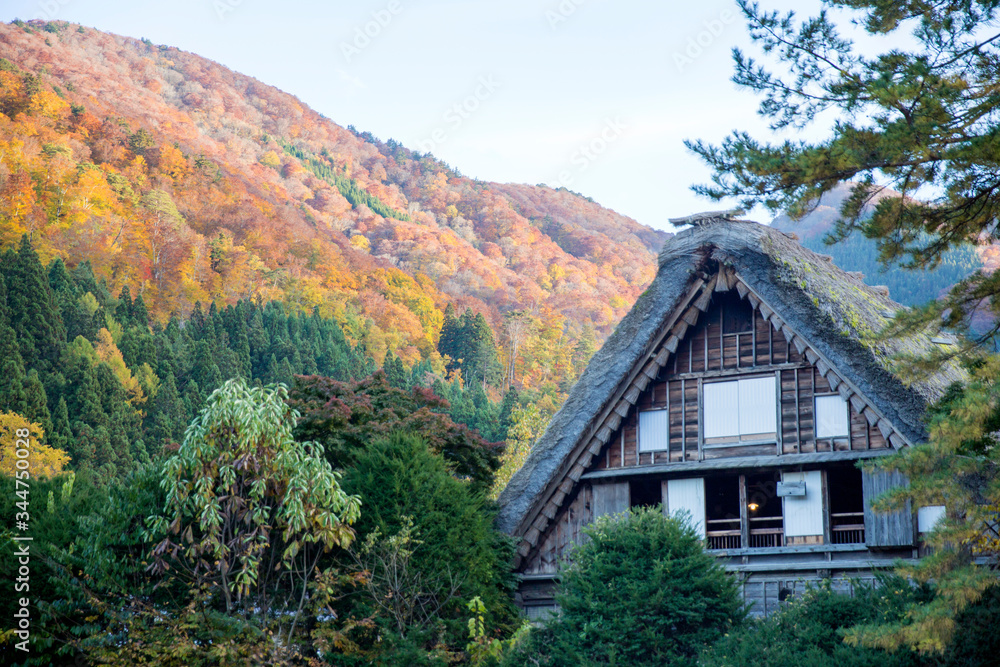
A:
3,237,66,372
23,368,51,436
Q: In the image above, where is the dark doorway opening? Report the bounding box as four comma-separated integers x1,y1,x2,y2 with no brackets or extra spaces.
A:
629,478,662,509
828,466,865,543
746,471,783,547
705,475,741,549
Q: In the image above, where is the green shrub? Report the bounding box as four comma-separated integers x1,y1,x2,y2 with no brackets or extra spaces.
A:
323,431,518,664
699,576,927,667
505,507,743,667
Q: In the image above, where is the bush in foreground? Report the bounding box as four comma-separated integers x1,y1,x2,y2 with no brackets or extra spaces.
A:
504,507,743,667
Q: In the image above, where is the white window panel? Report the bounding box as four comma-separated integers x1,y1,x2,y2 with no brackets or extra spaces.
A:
667,477,705,537
918,505,946,533
815,394,850,438
638,409,668,452
738,376,776,437
703,381,739,439
782,470,823,537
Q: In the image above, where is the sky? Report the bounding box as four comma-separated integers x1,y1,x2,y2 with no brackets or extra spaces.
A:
1,0,828,232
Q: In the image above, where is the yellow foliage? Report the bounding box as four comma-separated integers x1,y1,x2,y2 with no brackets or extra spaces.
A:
159,143,189,181
95,328,146,405
350,234,371,253
29,90,70,120
490,404,549,500
259,150,281,169
0,413,69,478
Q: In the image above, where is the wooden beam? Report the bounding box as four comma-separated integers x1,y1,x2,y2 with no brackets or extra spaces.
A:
581,448,896,480
792,336,808,355
825,372,841,391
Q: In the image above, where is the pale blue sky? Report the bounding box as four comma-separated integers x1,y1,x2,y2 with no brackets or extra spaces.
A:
2,0,825,232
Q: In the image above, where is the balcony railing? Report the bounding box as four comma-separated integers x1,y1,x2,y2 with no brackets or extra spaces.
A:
749,516,784,548
706,514,867,550
706,517,741,550
831,512,865,544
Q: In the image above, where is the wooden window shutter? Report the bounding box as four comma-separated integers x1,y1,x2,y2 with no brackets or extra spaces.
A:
815,394,850,438
862,469,914,548
638,409,668,452
738,376,776,437
665,477,706,537
592,482,630,519
782,470,823,537
704,381,739,439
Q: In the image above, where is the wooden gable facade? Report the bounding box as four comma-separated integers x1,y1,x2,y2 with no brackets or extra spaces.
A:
499,219,960,619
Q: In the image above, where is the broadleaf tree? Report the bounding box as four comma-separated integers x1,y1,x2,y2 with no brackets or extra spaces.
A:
147,378,361,646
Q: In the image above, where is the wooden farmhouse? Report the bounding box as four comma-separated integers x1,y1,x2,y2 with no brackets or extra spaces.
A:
496,216,963,618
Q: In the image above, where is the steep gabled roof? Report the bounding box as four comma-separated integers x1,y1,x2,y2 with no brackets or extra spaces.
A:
497,218,964,544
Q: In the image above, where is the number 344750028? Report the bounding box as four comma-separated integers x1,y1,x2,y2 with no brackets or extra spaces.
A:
14,427,31,520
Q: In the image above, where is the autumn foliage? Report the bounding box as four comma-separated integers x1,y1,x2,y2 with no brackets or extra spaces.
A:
0,19,665,402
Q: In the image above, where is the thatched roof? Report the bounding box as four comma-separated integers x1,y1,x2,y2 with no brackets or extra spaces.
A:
496,218,964,537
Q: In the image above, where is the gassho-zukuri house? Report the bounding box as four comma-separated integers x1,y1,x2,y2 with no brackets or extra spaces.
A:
496,215,964,618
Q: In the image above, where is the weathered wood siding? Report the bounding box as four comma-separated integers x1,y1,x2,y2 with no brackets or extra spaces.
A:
521,484,593,575
592,293,888,472
592,481,630,518
863,469,915,548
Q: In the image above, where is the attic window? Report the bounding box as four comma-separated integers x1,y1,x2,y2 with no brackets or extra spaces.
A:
638,409,668,452
815,394,849,438
703,376,776,444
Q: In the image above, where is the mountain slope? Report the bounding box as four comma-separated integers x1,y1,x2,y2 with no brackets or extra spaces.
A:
769,183,983,307
0,19,668,389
